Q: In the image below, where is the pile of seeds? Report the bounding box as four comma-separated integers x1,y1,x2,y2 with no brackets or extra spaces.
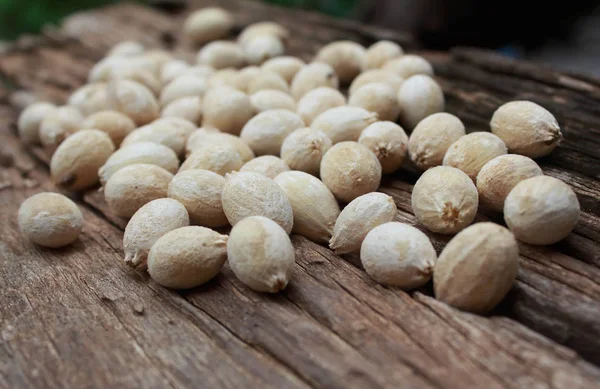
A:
17,7,580,314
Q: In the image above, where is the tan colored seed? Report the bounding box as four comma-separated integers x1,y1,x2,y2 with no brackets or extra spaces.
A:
108,41,145,57
261,56,305,84
180,145,243,176
18,102,57,145
197,41,245,69
240,155,290,179
383,55,434,78
349,82,400,122
186,129,254,162
235,66,262,92
208,68,240,89
364,40,404,70
296,87,346,125
315,41,366,84
82,110,136,147
358,121,408,175
311,106,377,144
291,62,339,100
250,89,296,113
280,127,332,176
202,86,255,135
161,60,190,85
161,96,203,125
244,35,285,65
240,109,304,156
238,22,289,47
39,106,84,149
349,69,404,94
247,70,289,94
183,7,234,45
120,122,192,158
408,112,465,170
160,76,209,107
443,132,507,181
68,83,109,116
106,79,159,125
397,74,445,130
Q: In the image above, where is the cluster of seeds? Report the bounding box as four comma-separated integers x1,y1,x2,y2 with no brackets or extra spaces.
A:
17,7,580,313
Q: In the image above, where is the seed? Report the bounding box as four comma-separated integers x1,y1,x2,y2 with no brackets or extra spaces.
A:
235,66,262,92
142,50,174,75
168,169,228,227
183,7,234,45
51,129,115,191
383,55,434,78
186,129,255,162
490,100,562,158
107,68,162,96
39,106,84,148
82,110,136,147
330,192,397,255
238,22,289,47
182,65,216,80
250,89,296,113
197,41,245,69
411,166,478,234
18,192,84,248
104,164,173,218
123,198,189,268
106,79,159,125
160,76,209,107
443,132,507,181
364,41,404,70
504,176,580,245
151,117,197,134
296,87,345,125
161,60,190,85
311,106,377,144
202,86,255,135
408,112,465,170
274,171,340,244
208,68,239,89
397,74,445,130
261,56,305,84
244,35,285,65
240,109,304,156
290,62,339,100
349,82,400,122
108,41,145,57
434,222,519,313
320,141,382,203
221,172,293,233
227,216,295,293
361,222,436,289
314,41,366,84
68,83,109,116
18,102,57,145
358,121,408,175
280,127,332,176
476,155,543,212
349,69,404,94
99,142,179,185
247,70,289,94
240,155,290,179
120,121,193,158
180,144,243,176
161,96,203,125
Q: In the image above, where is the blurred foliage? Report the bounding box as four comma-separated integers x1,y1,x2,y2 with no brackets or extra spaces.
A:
265,0,359,17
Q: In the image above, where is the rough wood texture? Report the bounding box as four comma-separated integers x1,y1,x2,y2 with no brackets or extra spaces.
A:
1,1,600,388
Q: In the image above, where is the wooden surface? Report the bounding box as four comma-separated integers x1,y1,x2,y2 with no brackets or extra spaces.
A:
1,1,600,388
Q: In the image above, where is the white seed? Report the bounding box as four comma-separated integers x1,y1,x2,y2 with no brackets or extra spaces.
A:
51,129,115,191
364,41,404,70
141,50,174,75
39,106,84,148
330,192,397,254
123,198,189,268
397,74,445,130
443,132,507,181
186,129,254,162
349,69,404,94
238,22,289,47
477,155,543,212
311,106,377,144
180,145,243,176
202,86,255,135
99,142,179,185
104,164,173,218
168,169,228,227
244,35,285,65
107,68,162,96
183,7,234,44
161,60,190,85
197,41,245,69
490,100,562,158
358,121,408,174
161,96,203,125
411,166,478,234
261,56,305,84
314,41,366,83
148,226,227,289
250,89,296,113
18,102,57,144
320,141,382,203
120,122,192,158
160,76,209,107
274,171,340,243
227,216,295,293
504,176,580,245
221,172,293,233
182,65,215,80
82,110,136,147
349,82,400,122
434,222,519,313
68,83,109,116
151,117,197,135
240,155,290,179
106,79,159,125
408,112,465,170
296,87,345,125
18,192,84,248
280,127,332,176
208,68,240,89
361,222,436,289
247,70,289,94
383,55,434,78
108,41,145,57
240,109,304,156
291,62,339,100
235,66,262,92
